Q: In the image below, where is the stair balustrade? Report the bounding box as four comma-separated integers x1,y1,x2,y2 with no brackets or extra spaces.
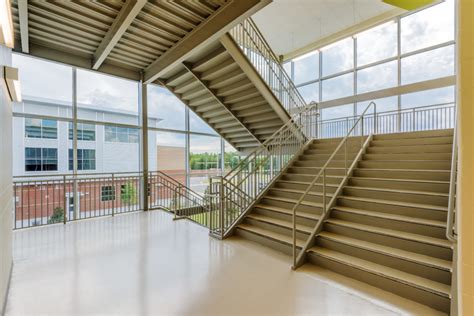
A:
208,103,319,239
229,18,308,115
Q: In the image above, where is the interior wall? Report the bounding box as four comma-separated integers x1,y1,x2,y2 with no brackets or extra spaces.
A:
0,44,13,314
457,0,474,314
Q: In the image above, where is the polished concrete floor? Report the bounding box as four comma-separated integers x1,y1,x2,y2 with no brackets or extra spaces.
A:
5,211,444,316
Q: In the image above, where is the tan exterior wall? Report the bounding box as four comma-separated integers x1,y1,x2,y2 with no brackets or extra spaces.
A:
157,145,185,172
457,0,474,314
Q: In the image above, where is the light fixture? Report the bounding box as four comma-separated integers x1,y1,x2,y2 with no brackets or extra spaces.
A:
3,66,22,102
0,0,14,48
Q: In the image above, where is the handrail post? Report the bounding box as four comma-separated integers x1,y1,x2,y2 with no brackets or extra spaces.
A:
412,108,416,131
373,104,377,134
219,177,224,239
322,169,326,214
111,173,115,217
63,175,67,224
344,141,347,175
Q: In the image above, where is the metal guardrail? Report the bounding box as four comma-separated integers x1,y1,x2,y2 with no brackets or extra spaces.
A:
207,103,319,238
318,103,455,139
292,102,376,268
229,18,307,115
12,171,211,229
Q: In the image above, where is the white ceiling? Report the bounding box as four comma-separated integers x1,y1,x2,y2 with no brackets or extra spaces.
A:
252,0,399,58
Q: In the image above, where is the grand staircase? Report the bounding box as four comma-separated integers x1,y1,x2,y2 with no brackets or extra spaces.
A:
232,129,455,313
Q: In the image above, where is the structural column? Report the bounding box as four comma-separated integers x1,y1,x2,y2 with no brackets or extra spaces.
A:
140,82,149,211
456,0,474,314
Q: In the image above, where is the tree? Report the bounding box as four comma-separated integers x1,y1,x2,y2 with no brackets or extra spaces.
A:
121,182,137,204
48,207,64,224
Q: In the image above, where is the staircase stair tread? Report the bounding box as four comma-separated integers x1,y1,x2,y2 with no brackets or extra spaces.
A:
355,168,450,173
265,195,324,207
325,219,452,249
270,187,334,197
307,246,451,298
284,173,343,179
277,180,339,188
246,214,313,234
339,195,448,211
350,176,449,185
317,231,452,271
344,186,449,197
254,204,319,220
332,206,446,227
237,223,305,247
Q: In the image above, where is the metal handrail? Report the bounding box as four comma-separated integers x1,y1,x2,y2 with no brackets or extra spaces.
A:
446,124,458,242
224,102,318,180
292,102,377,268
208,103,319,237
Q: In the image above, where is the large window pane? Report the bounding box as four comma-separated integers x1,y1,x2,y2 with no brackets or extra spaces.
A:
356,96,398,115
357,21,397,66
148,131,186,181
189,135,221,194
293,51,319,85
401,86,455,109
322,73,353,101
77,69,139,125
12,55,72,117
322,38,353,77
190,111,217,135
320,104,354,120
297,82,319,104
401,45,454,85
357,61,397,94
224,141,241,173
148,84,185,131
401,0,454,54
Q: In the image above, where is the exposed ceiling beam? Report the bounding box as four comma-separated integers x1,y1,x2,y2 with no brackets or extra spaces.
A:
143,0,272,84
18,0,29,53
92,0,147,70
23,43,141,81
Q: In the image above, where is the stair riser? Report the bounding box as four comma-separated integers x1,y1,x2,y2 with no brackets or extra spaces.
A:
309,143,362,151
348,178,449,194
331,210,446,239
243,217,309,240
342,187,449,207
281,174,342,184
287,167,346,176
274,182,338,194
366,145,452,154
353,169,450,181
253,208,318,228
260,198,322,214
268,190,326,204
324,223,452,261
306,253,450,313
315,237,452,285
358,160,451,170
370,137,453,147
337,198,447,221
363,153,452,161
235,228,296,256
373,129,453,140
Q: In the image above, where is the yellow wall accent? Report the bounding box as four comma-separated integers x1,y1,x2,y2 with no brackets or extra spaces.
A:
457,0,474,315
382,0,435,10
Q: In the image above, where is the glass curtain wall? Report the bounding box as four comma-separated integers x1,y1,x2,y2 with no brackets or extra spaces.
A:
284,0,455,120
